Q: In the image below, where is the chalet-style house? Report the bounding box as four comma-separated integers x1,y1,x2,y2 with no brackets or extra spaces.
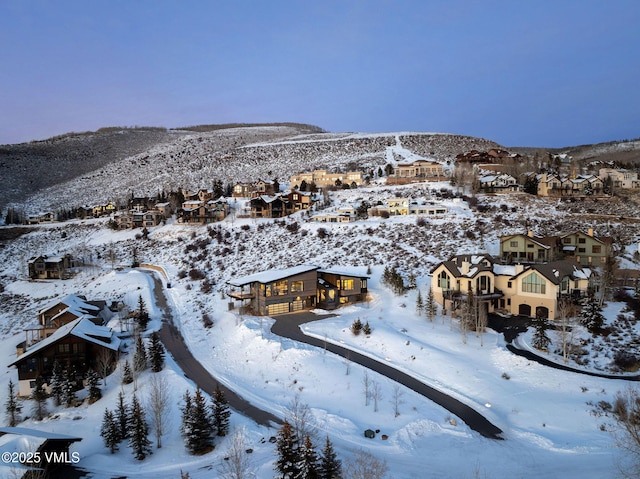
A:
227,265,369,315
478,173,519,192
38,294,109,329
500,230,611,266
28,254,76,280
92,202,117,217
388,160,445,184
10,317,121,396
26,212,56,224
179,198,229,224
232,180,277,198
290,170,363,189
536,173,605,197
430,254,596,321
368,199,447,217
598,168,640,189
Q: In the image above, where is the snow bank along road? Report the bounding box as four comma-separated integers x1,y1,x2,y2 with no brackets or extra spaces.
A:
271,312,504,440
146,271,282,428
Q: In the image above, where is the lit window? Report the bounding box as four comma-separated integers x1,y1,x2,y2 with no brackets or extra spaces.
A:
522,272,546,294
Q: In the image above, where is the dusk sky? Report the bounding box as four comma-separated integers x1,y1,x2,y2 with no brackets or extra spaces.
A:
1,0,638,147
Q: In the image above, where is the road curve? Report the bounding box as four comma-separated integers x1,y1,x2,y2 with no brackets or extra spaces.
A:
145,270,281,428
271,312,504,440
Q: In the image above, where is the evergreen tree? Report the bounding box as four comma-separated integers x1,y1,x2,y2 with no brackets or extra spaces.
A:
62,366,78,407
318,436,342,479
136,295,150,330
116,391,129,440
416,290,424,316
182,389,214,454
212,385,231,436
149,332,165,373
49,360,64,406
122,360,134,385
297,435,320,479
580,298,605,333
275,420,299,479
87,369,102,403
532,315,552,352
134,335,148,372
100,409,120,454
426,287,437,322
128,394,152,460
5,380,22,427
180,390,193,441
30,376,48,421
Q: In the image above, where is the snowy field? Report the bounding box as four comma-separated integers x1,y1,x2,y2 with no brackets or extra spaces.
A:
0,186,639,478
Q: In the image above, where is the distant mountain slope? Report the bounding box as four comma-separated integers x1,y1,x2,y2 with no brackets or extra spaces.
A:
9,128,503,213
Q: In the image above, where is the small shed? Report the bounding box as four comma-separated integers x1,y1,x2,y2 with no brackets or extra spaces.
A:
364,429,375,439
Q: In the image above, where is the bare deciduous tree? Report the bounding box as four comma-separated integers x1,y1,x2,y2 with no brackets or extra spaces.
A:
610,386,640,478
146,374,170,448
218,428,256,479
284,394,317,443
392,384,404,417
371,380,382,412
363,371,371,407
95,348,113,386
345,449,389,479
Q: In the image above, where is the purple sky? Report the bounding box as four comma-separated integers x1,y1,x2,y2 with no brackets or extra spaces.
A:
1,0,638,147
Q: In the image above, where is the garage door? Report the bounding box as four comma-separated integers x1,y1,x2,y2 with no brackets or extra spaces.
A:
267,303,290,316
291,300,304,312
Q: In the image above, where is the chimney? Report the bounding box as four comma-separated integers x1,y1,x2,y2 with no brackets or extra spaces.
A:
587,228,594,237
527,230,534,238
515,264,524,275
461,261,470,275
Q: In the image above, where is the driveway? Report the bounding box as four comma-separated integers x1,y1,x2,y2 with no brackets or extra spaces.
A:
272,311,504,440
146,271,281,428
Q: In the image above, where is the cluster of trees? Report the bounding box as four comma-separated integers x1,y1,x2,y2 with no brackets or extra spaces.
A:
101,391,152,460
381,266,406,295
416,288,438,322
180,386,230,455
274,421,342,479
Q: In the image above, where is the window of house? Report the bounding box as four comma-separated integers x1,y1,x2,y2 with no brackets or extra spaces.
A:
507,281,512,288
339,279,354,290
578,238,586,244
438,271,450,290
527,244,534,248
57,343,70,353
592,245,601,254
291,281,304,293
361,279,367,289
578,248,586,253
507,299,511,306
273,280,288,296
509,241,518,247
522,272,546,294
477,275,489,291
563,238,572,244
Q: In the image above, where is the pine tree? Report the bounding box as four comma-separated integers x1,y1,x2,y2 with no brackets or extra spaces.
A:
426,288,437,322
212,385,231,437
122,360,134,385
532,315,551,352
416,290,424,316
62,366,78,407
149,332,165,373
275,420,299,479
180,390,193,441
116,391,129,440
50,360,64,406
30,376,48,420
183,389,214,454
134,335,147,372
128,394,152,460
580,298,605,333
5,380,22,427
100,409,120,454
136,295,150,330
297,435,320,479
318,436,342,479
87,369,102,403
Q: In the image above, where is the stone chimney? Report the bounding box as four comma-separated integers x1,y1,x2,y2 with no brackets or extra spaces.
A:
515,264,525,275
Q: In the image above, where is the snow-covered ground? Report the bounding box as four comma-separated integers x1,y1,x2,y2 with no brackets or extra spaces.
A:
1,185,639,478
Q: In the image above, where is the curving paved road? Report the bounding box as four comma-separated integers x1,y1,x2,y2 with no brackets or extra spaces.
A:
272,312,504,440
145,270,281,428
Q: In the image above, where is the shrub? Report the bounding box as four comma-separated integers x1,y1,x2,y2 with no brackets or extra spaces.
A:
202,313,214,328
317,228,328,239
351,319,363,335
189,269,206,281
